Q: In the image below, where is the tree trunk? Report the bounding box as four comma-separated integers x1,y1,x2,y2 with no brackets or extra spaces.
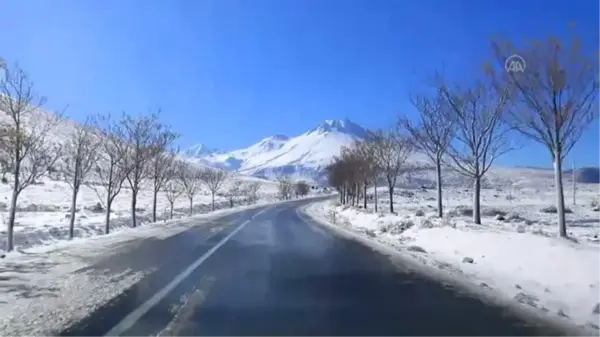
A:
7,185,18,252
105,201,112,234
554,156,567,237
189,197,193,215
473,177,481,224
131,190,138,228
436,158,443,218
347,187,351,204
374,181,378,212
388,179,394,213
169,201,174,219
363,181,367,209
152,188,158,223
69,187,79,239
211,192,215,211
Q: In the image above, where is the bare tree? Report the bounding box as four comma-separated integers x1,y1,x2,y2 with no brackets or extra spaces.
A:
326,148,361,207
242,181,261,203
164,179,183,219
178,163,203,215
89,113,128,234
491,33,598,237
116,113,177,227
352,140,381,210
294,180,310,197
150,147,178,222
225,180,243,208
276,174,294,200
369,130,413,213
326,157,346,204
439,78,514,224
399,89,454,217
338,146,365,207
202,168,228,211
62,119,98,239
0,63,62,251
361,139,383,212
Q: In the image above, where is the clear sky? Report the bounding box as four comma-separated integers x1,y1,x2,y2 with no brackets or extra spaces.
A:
1,0,598,167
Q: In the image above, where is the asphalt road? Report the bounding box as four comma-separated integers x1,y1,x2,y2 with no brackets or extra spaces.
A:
60,198,570,336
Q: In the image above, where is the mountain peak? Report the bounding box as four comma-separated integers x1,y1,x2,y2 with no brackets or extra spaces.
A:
254,134,289,152
267,134,290,141
184,144,219,157
309,118,367,138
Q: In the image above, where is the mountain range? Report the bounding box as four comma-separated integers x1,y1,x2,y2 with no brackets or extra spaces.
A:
184,118,600,186
184,119,367,181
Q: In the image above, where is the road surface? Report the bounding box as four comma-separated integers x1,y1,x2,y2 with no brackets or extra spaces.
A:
60,198,570,336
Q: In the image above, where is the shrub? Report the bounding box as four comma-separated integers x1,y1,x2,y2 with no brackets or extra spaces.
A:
540,205,572,214
482,208,507,217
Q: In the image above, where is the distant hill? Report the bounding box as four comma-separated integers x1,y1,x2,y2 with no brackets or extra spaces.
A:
566,167,600,184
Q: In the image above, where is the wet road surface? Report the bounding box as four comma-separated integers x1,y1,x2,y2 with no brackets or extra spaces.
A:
61,199,569,336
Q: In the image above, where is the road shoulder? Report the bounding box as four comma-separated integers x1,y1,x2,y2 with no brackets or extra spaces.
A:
300,200,597,336
0,202,274,336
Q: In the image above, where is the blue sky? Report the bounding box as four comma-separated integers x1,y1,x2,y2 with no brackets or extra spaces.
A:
1,0,598,167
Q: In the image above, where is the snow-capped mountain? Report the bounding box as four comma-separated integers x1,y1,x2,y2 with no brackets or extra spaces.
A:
185,119,367,180
183,144,221,157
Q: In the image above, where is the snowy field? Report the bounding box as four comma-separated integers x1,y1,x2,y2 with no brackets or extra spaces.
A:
0,174,279,252
305,182,600,332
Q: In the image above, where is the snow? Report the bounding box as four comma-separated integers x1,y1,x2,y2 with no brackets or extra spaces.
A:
0,173,279,252
183,144,222,157
185,119,368,179
0,199,283,336
304,182,600,331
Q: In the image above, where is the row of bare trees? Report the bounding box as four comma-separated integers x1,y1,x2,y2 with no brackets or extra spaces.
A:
84,113,179,238
327,30,598,238
0,61,263,251
326,75,527,224
164,163,261,218
326,130,414,214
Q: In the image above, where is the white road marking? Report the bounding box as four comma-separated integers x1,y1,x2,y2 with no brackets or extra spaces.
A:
104,207,271,336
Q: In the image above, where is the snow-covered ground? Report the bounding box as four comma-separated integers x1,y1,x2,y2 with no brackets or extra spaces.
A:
0,174,279,252
305,183,600,332
0,198,285,335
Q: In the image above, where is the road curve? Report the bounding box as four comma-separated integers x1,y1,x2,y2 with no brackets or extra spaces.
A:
60,198,570,336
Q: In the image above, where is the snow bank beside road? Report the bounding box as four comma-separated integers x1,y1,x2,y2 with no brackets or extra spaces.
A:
0,200,279,336
305,200,600,332
0,176,279,252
